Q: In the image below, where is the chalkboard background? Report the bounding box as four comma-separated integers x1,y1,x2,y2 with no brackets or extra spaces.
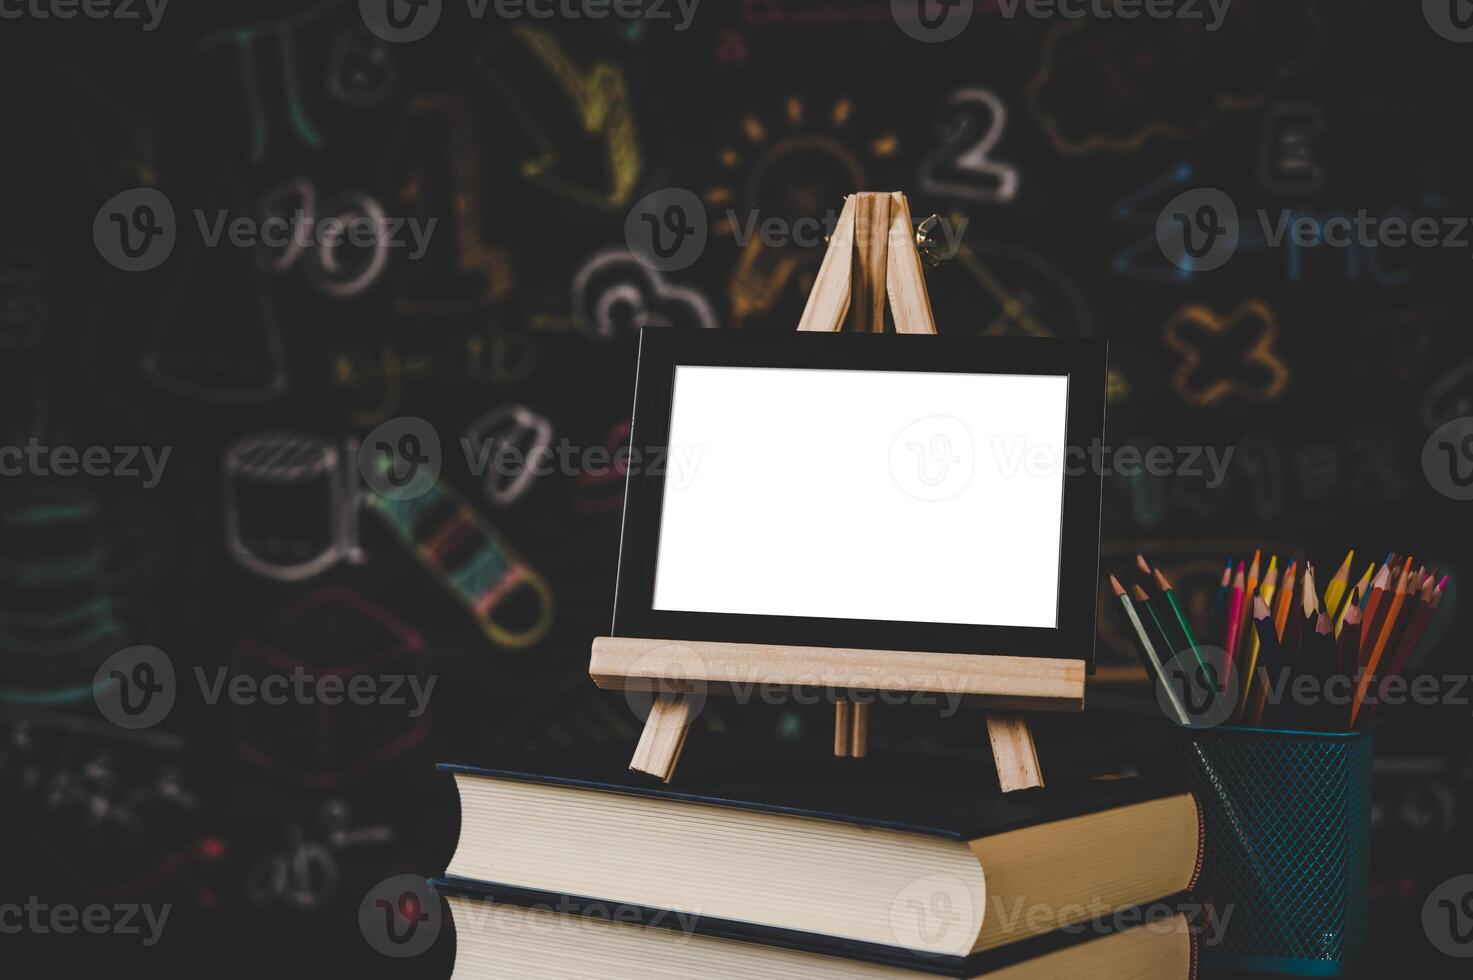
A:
2,0,1471,974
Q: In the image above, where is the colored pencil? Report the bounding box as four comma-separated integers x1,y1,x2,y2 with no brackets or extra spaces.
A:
1235,549,1262,665
1213,559,1233,648
1273,560,1298,640
1280,578,1306,667
1361,554,1393,609
1245,597,1283,727
1380,574,1438,684
1358,565,1393,659
1305,612,1335,729
1351,560,1413,726
1223,562,1247,683
1236,558,1278,719
1131,583,1181,677
1335,592,1362,677
1153,566,1209,676
1376,559,1411,630
1337,600,1364,729
1110,573,1190,725
1271,575,1319,727
1363,575,1444,724
1135,553,1194,666
1303,562,1322,617
1323,550,1353,618
1337,562,1375,636
1380,569,1427,671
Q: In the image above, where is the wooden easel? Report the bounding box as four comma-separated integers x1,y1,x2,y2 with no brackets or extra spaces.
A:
589,193,1086,791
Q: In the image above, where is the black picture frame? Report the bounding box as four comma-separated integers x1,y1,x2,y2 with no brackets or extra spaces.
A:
612,329,1107,667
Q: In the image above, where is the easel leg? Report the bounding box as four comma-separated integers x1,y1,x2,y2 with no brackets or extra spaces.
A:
833,699,852,756
850,701,869,758
986,712,1043,792
629,692,694,783
833,699,870,758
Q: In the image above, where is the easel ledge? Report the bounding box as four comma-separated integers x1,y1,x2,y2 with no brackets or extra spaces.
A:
590,637,1086,711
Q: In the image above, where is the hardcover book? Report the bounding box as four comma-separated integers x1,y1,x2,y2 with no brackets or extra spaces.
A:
439,738,1203,964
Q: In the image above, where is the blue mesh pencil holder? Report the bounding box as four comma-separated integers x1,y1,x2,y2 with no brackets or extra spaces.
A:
1171,725,1372,977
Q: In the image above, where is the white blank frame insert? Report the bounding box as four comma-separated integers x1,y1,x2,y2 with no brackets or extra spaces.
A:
651,365,1070,630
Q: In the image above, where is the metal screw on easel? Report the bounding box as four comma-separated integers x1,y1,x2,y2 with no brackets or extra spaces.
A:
821,209,954,269
914,214,950,268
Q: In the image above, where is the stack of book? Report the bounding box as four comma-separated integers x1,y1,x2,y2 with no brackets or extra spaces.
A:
433,739,1203,978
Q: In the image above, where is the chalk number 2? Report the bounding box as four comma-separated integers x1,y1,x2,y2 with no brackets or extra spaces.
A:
919,88,1020,204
